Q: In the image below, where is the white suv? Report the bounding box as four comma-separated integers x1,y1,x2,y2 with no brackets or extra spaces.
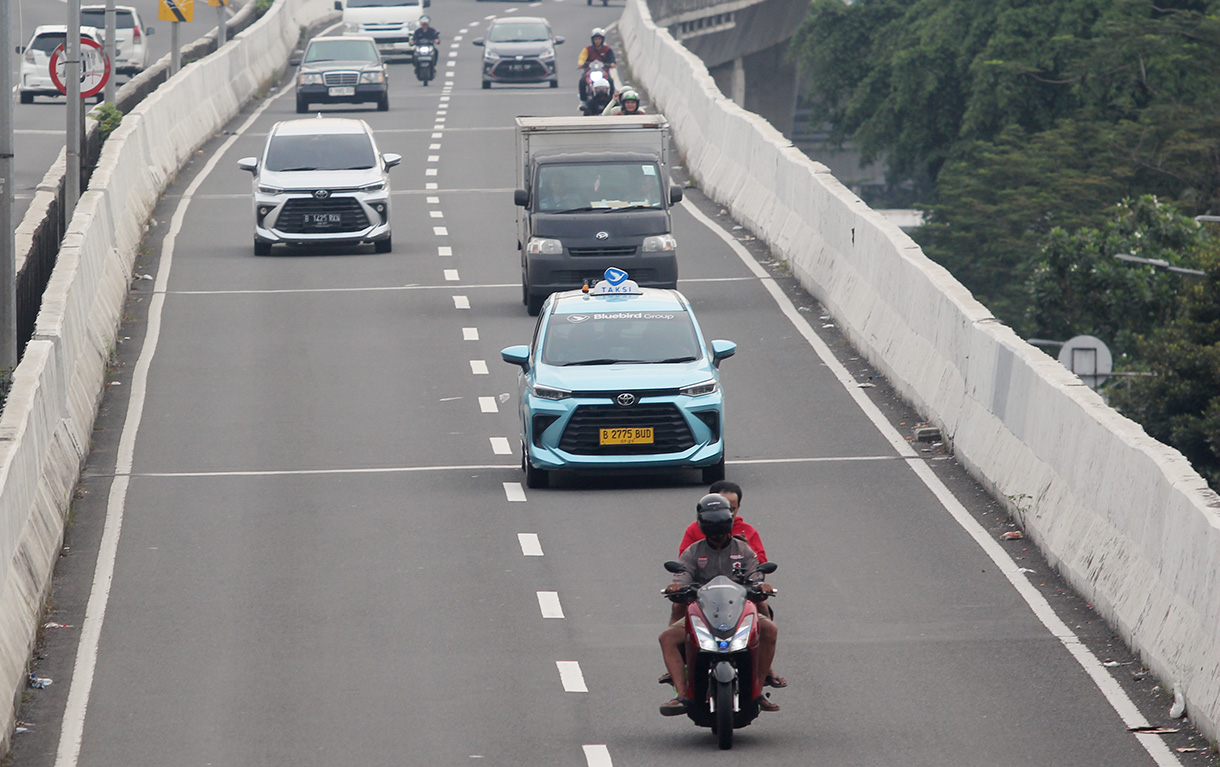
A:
237,118,401,255
80,5,155,76
17,25,104,104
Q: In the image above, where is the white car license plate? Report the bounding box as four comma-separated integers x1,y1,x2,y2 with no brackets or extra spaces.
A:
328,86,356,97
305,213,342,226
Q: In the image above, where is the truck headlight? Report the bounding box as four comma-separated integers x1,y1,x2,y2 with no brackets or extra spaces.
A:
360,70,386,84
527,237,563,255
642,234,677,252
679,379,717,397
530,383,571,401
298,73,322,85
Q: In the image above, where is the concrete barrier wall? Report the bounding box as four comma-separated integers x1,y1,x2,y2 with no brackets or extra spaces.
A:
621,0,1220,740
0,0,335,750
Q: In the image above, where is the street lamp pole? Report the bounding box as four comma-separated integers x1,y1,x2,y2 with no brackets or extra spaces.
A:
1113,253,1206,277
1,0,15,371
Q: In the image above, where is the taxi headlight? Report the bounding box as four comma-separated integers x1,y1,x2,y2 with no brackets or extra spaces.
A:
360,70,386,84
727,615,754,652
689,615,718,652
527,237,563,255
642,234,677,252
298,73,323,85
679,379,717,397
530,383,571,401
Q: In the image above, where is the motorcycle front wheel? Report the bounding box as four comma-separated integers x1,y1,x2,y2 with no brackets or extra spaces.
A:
714,679,734,750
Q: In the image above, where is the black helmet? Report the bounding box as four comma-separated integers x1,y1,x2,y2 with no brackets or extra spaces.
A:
696,493,734,538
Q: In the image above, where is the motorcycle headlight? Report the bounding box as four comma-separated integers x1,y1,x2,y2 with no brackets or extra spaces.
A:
360,70,386,84
727,615,754,652
689,615,719,652
643,234,678,252
679,379,717,397
530,383,571,401
298,73,322,85
527,237,563,255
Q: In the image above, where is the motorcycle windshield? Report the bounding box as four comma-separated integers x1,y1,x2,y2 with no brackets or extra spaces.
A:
695,576,748,636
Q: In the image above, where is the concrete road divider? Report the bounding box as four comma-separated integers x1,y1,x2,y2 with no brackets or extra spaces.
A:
621,0,1220,741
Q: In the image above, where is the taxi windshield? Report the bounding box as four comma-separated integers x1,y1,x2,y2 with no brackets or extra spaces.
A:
541,312,702,366
535,163,663,213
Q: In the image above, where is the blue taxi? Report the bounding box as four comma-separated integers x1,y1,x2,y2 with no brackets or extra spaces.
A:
500,268,736,488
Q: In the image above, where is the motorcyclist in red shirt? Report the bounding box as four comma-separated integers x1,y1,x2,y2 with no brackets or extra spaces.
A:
577,28,616,102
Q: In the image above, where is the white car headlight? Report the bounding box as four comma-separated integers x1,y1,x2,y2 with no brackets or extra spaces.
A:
257,184,284,194
360,70,386,84
358,180,386,192
643,234,677,252
527,237,563,255
530,383,571,401
298,73,322,85
679,379,717,397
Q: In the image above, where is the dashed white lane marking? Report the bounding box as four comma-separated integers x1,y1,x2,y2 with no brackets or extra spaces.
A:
537,591,564,618
453,296,470,309
427,195,440,203
470,360,489,375
431,132,443,139
446,61,456,68
432,225,447,234
431,210,445,218
484,14,495,19
444,269,460,281
430,144,442,150
459,27,469,33
583,745,612,767
428,154,441,161
426,168,439,176
439,246,453,256
479,396,497,412
518,533,544,557
556,661,587,692
490,437,512,455
426,182,438,190
505,6,518,11
503,482,526,502
445,72,455,78
464,327,479,341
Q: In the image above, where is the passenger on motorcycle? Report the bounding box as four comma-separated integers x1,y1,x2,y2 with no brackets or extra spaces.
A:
659,494,781,716
577,28,616,101
412,16,440,63
602,88,645,116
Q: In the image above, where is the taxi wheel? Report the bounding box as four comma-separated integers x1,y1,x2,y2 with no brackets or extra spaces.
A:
523,445,550,488
701,456,725,484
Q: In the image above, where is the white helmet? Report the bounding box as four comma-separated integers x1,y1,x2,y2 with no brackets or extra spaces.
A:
591,27,605,41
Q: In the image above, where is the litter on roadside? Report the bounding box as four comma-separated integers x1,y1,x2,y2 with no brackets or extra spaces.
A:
1001,531,1023,540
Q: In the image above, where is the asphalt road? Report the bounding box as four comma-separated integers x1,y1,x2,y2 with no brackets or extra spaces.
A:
9,0,219,223
6,1,1211,765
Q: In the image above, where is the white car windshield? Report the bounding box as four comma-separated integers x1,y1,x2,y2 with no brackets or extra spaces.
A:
488,23,551,43
80,10,135,28
265,133,377,172
541,313,702,366
305,40,379,63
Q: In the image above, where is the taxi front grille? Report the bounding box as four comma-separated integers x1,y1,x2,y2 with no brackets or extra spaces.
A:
559,403,694,455
277,198,369,233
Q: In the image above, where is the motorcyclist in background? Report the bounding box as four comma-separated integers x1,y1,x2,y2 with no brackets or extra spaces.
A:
577,28,616,102
602,88,645,116
412,15,440,64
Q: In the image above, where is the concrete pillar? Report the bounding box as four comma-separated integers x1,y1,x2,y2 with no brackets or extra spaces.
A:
731,56,746,107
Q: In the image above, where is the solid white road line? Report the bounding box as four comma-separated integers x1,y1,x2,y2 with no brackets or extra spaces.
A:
537,591,564,619
489,437,512,455
503,482,526,502
556,661,587,692
681,198,1182,767
583,745,612,767
518,533,544,557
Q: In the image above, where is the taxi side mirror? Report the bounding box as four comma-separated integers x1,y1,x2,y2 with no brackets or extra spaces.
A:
501,345,530,371
669,185,684,204
514,188,530,207
710,339,736,367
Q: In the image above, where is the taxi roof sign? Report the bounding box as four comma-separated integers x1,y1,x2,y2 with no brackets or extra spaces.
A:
589,268,641,296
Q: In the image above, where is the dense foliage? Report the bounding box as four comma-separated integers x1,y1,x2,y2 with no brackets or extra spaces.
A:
792,0,1220,487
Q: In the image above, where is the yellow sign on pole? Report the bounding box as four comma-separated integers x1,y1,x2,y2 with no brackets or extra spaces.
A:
159,0,193,22
207,0,229,5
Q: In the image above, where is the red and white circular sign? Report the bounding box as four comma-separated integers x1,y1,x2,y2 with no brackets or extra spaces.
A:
49,37,112,98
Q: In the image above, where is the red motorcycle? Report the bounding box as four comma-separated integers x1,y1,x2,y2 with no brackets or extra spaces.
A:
664,559,778,749
579,60,615,115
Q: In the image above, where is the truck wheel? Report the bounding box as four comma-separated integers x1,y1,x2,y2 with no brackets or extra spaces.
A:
527,293,544,316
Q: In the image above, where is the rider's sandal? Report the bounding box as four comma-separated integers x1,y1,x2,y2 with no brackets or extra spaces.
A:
658,671,673,685
660,697,690,716
757,695,780,713
765,673,788,688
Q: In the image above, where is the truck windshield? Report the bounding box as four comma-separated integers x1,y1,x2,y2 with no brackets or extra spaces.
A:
541,313,702,366
347,0,420,6
535,163,663,213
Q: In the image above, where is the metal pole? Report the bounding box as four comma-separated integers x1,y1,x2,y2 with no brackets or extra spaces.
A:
1,0,16,370
171,21,180,75
217,1,227,47
67,0,82,213
104,0,117,103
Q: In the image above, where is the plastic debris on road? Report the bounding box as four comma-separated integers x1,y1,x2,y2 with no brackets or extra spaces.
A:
1001,531,1023,540
42,622,73,629
27,674,52,689
498,393,511,403
1169,689,1186,718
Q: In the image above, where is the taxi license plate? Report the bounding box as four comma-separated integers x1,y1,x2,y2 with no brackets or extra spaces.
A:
600,427,653,445
328,86,356,97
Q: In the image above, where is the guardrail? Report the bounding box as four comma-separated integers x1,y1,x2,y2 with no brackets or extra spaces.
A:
621,0,1220,741
0,0,335,752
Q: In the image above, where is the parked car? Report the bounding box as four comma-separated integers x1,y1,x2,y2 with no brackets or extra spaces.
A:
236,118,400,255
294,35,389,113
473,17,563,89
17,25,104,104
80,4,154,76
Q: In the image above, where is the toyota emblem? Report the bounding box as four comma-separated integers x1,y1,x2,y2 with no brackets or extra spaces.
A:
595,231,610,240
314,189,330,199
615,392,637,407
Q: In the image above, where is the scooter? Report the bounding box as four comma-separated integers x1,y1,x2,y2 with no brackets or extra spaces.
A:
579,61,614,115
664,559,778,750
413,44,436,85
